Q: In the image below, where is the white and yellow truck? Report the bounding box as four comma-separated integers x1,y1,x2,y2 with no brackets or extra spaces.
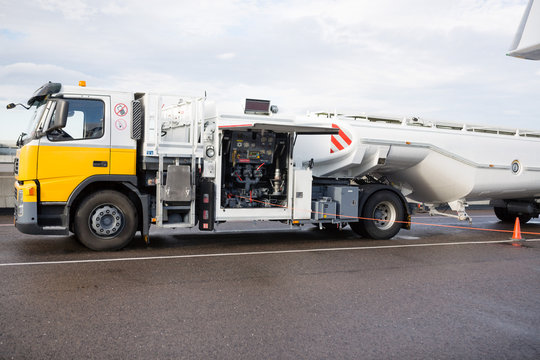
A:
9,82,540,250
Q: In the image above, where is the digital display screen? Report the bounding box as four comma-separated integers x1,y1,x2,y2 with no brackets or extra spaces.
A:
245,99,270,115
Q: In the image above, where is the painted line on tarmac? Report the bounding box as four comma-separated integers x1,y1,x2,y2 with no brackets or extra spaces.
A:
414,215,495,218
1,239,539,268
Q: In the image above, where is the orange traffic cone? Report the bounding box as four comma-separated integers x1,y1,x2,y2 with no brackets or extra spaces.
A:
512,217,522,246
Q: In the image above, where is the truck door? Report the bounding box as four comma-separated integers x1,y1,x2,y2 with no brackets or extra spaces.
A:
37,96,111,203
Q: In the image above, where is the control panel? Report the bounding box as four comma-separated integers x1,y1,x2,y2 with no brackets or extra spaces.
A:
230,131,275,164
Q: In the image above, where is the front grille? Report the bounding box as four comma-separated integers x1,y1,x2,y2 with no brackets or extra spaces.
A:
14,158,19,175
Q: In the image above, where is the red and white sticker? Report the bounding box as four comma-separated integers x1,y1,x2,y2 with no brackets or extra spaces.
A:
115,118,127,131
330,123,352,153
114,103,128,117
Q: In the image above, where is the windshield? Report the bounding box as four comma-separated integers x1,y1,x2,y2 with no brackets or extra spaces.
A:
21,102,47,145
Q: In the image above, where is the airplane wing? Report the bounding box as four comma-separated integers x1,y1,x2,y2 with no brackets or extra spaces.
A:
507,0,540,60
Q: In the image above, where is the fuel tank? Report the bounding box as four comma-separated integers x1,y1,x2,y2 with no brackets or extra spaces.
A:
295,115,540,204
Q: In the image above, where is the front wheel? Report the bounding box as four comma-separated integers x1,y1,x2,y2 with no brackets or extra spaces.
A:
350,191,405,240
74,190,138,251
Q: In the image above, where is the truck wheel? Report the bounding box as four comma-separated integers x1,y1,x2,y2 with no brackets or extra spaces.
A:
494,207,531,224
74,190,138,251
350,191,404,240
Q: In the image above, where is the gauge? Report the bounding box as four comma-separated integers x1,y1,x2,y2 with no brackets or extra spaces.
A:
244,142,250,148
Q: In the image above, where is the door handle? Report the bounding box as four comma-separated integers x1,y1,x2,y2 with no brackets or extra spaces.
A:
93,161,108,168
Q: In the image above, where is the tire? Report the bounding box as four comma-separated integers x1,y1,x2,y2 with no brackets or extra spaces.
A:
493,207,513,222
350,191,405,240
494,207,531,224
74,190,138,251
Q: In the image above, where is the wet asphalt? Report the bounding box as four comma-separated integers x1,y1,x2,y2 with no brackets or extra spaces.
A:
0,210,539,359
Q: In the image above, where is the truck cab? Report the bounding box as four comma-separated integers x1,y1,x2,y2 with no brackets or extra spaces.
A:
14,82,141,245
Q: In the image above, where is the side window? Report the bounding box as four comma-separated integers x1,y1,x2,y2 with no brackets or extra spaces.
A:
48,99,104,141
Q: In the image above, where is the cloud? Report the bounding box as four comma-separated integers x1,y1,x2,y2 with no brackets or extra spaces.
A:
0,63,94,100
217,53,236,60
36,0,97,21
0,62,89,80
276,0,525,38
0,28,25,40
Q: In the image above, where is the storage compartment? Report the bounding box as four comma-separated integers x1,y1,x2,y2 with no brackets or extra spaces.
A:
312,198,337,220
326,186,359,219
293,169,313,220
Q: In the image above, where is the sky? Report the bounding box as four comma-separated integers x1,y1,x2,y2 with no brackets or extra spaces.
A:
0,0,538,145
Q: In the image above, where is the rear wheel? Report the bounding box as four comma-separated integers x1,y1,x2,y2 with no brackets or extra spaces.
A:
74,190,138,251
350,191,405,240
494,207,531,224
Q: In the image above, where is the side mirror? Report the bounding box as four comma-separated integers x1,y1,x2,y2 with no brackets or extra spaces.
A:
47,99,69,132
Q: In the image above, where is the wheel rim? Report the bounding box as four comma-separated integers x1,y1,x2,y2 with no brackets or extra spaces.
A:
89,204,125,238
372,201,397,230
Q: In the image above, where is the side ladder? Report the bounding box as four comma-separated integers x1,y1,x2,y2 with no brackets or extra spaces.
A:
155,97,204,228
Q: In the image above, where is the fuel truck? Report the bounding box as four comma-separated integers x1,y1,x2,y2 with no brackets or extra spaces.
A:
9,82,540,250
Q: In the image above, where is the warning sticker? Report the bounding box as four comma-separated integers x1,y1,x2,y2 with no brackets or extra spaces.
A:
114,103,128,117
115,118,127,131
